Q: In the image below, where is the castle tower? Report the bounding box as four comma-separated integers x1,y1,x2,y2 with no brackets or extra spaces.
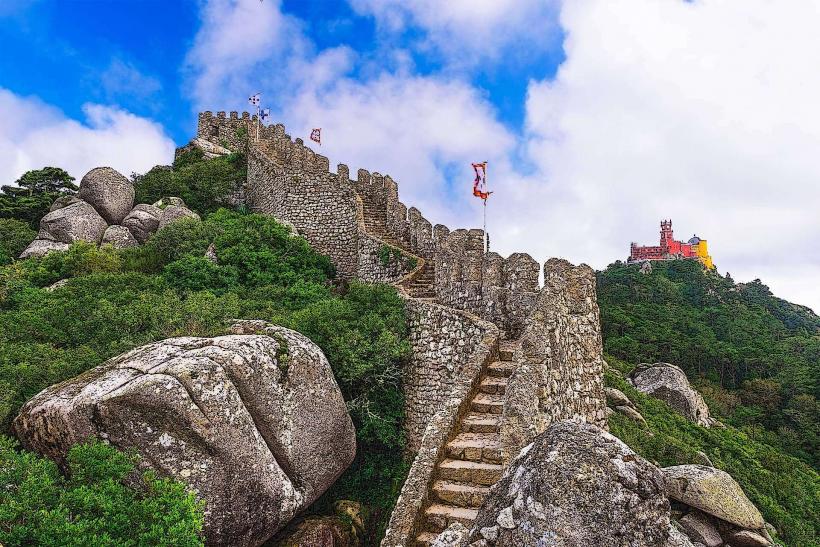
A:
660,219,674,249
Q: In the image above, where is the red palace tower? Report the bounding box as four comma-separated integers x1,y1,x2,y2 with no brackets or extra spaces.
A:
628,220,713,269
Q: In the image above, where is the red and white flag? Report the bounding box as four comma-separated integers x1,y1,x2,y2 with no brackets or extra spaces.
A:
472,162,491,200
310,128,321,145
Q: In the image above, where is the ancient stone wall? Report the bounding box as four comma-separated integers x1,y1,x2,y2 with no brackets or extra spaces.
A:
246,143,360,278
383,305,499,546
357,231,417,284
403,299,499,450
198,111,256,152
499,258,608,464
433,232,540,337
196,112,609,547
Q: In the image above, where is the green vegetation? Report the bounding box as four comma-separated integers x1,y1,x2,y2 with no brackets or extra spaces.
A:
378,244,403,267
0,437,204,546
598,260,819,466
0,167,78,228
1,158,409,545
606,358,819,546
132,152,246,215
0,219,36,265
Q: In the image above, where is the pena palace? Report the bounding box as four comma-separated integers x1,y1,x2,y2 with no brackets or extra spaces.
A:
628,220,714,269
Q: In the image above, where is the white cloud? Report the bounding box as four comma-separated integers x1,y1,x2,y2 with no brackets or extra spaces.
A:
504,0,820,312
349,0,561,68
185,0,820,312
100,59,162,102
0,88,175,185
184,0,310,109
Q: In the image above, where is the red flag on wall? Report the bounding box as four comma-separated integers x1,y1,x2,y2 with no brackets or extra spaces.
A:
472,162,491,200
310,128,321,145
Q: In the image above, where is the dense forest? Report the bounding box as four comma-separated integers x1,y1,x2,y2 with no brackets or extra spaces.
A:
0,155,409,545
598,260,820,466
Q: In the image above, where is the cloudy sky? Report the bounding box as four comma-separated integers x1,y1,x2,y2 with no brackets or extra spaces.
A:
2,0,818,312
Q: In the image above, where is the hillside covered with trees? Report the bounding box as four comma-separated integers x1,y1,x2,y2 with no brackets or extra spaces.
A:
598,260,819,467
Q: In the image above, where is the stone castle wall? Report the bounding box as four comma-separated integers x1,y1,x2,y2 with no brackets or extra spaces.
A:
196,111,607,455
500,258,609,463
246,144,359,278
403,299,499,450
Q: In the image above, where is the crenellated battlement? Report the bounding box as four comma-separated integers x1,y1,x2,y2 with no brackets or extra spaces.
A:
196,110,595,334
193,111,606,545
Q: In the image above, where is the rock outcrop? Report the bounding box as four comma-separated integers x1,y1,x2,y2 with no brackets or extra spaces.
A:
271,516,359,547
17,167,201,259
19,239,71,258
101,225,139,249
467,420,671,546
38,201,108,244
158,204,201,230
663,465,765,530
122,204,162,243
629,363,713,427
49,195,82,212
14,324,356,546
77,166,135,224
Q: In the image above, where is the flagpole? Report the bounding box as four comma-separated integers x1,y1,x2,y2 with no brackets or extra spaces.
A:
256,105,260,141
484,162,488,253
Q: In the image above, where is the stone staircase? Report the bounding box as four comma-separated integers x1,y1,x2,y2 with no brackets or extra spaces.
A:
355,187,519,545
358,194,436,300
412,341,518,546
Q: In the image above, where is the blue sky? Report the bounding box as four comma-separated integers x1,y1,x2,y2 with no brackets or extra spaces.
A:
1,1,819,312
0,0,562,145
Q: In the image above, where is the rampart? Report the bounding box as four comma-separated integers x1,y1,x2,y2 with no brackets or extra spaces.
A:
500,258,608,463
196,112,608,545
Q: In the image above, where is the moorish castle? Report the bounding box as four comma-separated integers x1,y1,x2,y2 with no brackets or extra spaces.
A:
195,111,608,546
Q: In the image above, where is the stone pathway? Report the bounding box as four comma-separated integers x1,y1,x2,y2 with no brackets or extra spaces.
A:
355,185,519,545
358,192,436,299
413,341,518,546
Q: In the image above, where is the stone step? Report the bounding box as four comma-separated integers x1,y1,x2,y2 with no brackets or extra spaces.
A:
487,361,514,378
432,480,490,508
424,504,478,533
446,432,502,463
461,412,501,433
479,375,507,395
437,458,503,486
414,532,438,546
470,392,504,414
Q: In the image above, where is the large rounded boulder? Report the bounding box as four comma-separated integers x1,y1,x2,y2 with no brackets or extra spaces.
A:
101,225,139,249
14,322,357,546
629,363,713,427
158,204,200,231
38,200,108,244
19,239,71,258
78,167,135,224
122,203,162,243
663,465,765,531
467,420,671,546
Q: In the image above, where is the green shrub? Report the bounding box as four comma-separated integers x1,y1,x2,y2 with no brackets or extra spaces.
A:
0,436,204,546
162,256,239,294
0,219,36,264
133,153,246,215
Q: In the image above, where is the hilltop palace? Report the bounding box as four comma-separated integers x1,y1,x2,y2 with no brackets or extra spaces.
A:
629,219,714,269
